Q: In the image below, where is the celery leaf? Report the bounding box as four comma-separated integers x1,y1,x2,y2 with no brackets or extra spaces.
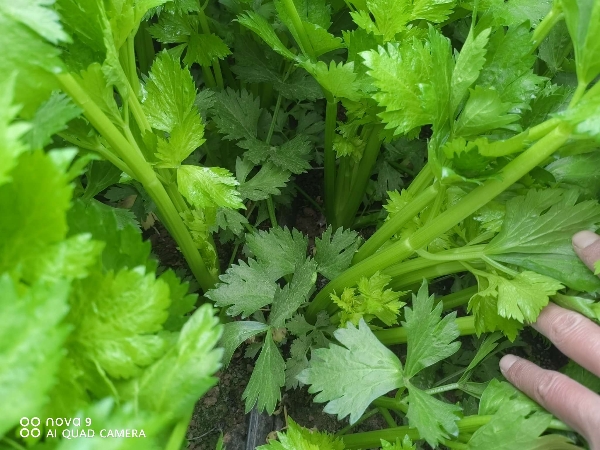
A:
155,113,205,168
0,276,70,436
468,380,552,449
485,189,600,255
148,11,195,44
468,274,522,341
314,226,361,280
246,227,308,277
237,161,291,201
0,151,71,275
237,12,297,60
493,252,600,292
177,165,244,210
362,27,452,135
129,304,222,418
301,60,361,101
24,234,104,283
406,385,461,447
380,436,416,449
67,199,154,272
144,51,205,166
256,417,344,450
68,268,171,379
451,27,491,113
496,271,563,323
269,258,318,327
83,160,122,200
232,40,322,101
211,88,261,141
291,0,331,29
159,269,198,332
25,91,81,149
454,86,518,137
243,329,285,414
144,50,199,132
221,321,269,366
561,0,600,85
206,258,279,318
351,0,411,42
0,75,30,186
184,33,231,67
478,23,544,112
411,0,455,23
73,63,123,127
563,361,600,393
332,272,405,326
298,319,404,423
243,134,312,174
303,22,344,57
558,90,600,141
403,281,461,378
0,0,69,43
547,152,600,196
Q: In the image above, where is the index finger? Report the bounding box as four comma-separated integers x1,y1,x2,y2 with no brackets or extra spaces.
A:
573,231,600,273
532,303,600,377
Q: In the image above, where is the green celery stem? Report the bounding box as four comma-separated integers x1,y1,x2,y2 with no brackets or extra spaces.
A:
334,156,351,211
377,406,398,428
569,82,588,108
373,397,407,414
440,285,478,310
325,259,483,317
306,125,571,322
406,162,433,195
166,410,193,450
532,4,563,49
342,415,572,448
128,92,152,133
341,415,492,449
353,183,440,263
212,60,225,90
352,211,380,229
265,93,283,227
197,4,224,89
387,261,480,292
336,409,379,436
267,197,278,227
134,23,155,75
374,316,476,345
56,72,218,292
279,0,316,59
201,66,217,88
126,35,142,97
336,125,383,229
324,100,338,226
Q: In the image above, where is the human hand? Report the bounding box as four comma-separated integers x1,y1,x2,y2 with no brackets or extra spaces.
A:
499,231,600,449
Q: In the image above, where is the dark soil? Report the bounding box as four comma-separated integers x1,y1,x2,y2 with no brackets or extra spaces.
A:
515,327,569,371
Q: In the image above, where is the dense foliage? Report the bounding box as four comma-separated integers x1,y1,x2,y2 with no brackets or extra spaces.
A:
2,0,600,448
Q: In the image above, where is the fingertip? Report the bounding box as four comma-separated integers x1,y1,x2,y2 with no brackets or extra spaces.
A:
499,354,519,377
572,230,600,251
572,230,600,272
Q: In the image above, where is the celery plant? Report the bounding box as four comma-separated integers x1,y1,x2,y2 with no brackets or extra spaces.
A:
4,0,600,449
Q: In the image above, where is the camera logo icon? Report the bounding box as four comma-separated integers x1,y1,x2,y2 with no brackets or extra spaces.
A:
20,417,41,438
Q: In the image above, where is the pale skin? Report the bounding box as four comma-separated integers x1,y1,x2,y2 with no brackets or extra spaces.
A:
500,230,600,449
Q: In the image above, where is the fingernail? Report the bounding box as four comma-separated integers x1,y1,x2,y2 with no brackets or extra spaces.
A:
500,354,518,376
573,230,600,250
